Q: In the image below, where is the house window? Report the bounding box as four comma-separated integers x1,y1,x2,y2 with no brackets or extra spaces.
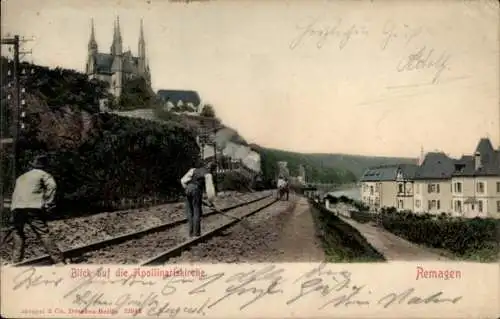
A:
428,200,437,210
370,186,374,195
454,200,462,212
437,200,440,210
416,184,420,194
428,184,435,193
376,183,380,192
416,200,421,208
476,182,485,194
497,201,500,213
454,182,462,193
398,184,404,193
497,182,500,193
427,183,439,193
398,200,404,209
478,200,483,213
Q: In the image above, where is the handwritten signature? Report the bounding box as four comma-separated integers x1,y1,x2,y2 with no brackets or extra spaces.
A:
8,264,463,316
289,18,368,50
396,46,452,84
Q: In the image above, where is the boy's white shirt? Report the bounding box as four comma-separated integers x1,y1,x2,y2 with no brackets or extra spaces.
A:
180,168,216,200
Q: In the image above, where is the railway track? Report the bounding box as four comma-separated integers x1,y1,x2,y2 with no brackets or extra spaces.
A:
14,194,275,266
140,198,279,265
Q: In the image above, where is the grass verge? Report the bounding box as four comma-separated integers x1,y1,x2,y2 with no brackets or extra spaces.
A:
309,200,385,263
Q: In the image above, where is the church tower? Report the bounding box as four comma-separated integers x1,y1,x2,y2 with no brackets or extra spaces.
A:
110,17,123,97
86,18,98,77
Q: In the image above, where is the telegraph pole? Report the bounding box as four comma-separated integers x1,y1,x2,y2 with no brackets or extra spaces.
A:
1,35,33,209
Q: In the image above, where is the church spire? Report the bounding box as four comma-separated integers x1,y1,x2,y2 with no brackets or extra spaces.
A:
88,18,98,52
139,18,145,42
110,16,122,55
138,18,147,75
116,16,122,41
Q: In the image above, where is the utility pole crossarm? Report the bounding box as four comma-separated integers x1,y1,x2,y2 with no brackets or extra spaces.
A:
1,38,18,45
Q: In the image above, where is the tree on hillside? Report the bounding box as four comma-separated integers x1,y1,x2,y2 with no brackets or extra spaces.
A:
117,77,155,110
1,57,109,114
171,103,196,113
200,104,216,118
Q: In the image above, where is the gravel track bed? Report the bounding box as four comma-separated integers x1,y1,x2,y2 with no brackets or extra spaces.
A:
0,191,271,263
72,197,277,264
168,200,296,264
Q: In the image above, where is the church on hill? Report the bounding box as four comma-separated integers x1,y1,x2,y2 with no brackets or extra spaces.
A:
85,17,151,97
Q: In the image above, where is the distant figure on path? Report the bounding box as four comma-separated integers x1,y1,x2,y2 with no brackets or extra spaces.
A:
8,155,65,264
180,160,218,237
277,175,289,201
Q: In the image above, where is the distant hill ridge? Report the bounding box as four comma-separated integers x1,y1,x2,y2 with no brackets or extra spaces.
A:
252,146,417,179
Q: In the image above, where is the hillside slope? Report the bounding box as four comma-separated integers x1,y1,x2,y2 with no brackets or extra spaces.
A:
301,152,417,178
1,58,199,212
252,146,416,181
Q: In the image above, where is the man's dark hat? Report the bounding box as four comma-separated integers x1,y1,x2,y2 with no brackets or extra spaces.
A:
30,155,49,169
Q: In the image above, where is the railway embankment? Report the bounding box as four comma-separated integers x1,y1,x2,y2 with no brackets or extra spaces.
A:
309,199,385,262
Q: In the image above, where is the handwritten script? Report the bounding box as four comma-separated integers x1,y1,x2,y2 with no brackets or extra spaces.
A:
289,17,455,86
289,18,422,51
6,264,464,318
289,18,369,50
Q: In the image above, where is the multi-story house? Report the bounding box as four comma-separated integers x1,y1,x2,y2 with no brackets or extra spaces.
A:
395,164,418,211
451,138,500,218
360,164,417,211
412,152,456,214
359,138,500,218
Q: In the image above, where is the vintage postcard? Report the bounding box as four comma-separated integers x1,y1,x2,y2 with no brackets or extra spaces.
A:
0,0,498,318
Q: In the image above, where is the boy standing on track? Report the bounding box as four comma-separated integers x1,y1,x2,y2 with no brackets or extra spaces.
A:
7,155,66,264
180,160,218,237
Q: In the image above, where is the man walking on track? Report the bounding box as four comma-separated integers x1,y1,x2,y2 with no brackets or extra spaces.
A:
277,175,289,201
8,155,65,264
180,160,218,237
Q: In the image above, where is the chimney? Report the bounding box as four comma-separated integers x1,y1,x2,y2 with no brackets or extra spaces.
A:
474,152,481,170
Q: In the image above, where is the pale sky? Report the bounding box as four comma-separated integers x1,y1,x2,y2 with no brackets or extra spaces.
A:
2,0,499,158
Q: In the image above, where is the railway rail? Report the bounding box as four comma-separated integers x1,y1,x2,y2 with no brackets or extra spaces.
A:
140,198,279,265
13,193,275,266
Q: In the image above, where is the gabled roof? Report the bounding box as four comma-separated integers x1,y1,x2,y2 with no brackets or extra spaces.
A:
360,163,419,182
94,52,141,75
157,90,201,106
360,165,399,182
453,138,500,177
397,164,418,180
122,52,140,73
414,152,456,180
95,53,113,73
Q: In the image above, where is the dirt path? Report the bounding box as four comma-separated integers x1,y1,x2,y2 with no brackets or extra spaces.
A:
269,196,325,262
338,216,449,261
170,194,325,263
